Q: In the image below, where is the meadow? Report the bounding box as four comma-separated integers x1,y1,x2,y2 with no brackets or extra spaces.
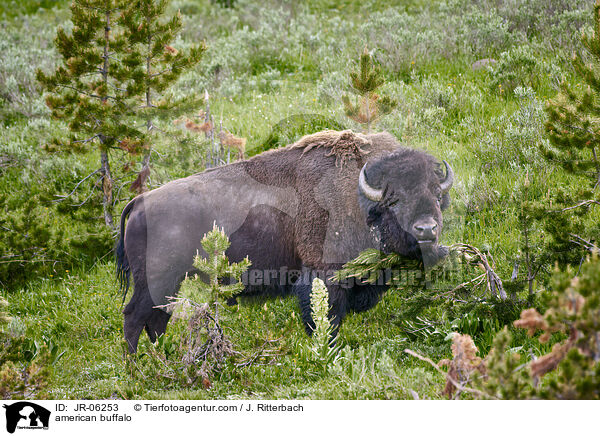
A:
0,0,596,399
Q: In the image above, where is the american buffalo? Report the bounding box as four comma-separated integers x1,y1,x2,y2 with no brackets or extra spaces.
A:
116,130,453,352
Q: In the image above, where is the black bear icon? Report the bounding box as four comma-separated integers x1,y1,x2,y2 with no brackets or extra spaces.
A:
3,402,50,434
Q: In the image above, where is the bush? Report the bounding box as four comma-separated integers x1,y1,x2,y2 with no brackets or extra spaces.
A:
489,46,560,96
361,9,451,78
0,13,67,123
0,119,114,289
0,300,55,399
455,6,515,58
470,87,548,169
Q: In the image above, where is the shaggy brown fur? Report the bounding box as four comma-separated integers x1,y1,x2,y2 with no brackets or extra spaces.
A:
291,129,371,167
240,130,397,267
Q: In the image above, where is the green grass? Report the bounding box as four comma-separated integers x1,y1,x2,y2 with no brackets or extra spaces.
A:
0,0,596,399
2,264,448,399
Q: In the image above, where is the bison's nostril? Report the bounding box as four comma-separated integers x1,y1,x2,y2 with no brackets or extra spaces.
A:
413,221,438,239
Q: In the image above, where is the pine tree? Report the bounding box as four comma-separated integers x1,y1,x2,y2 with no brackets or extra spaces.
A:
516,171,543,296
120,0,205,193
342,47,397,133
540,1,600,266
186,223,251,306
37,0,205,226
545,3,600,188
171,224,250,380
36,0,146,228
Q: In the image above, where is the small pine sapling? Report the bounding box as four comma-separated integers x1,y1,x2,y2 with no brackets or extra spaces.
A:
515,171,546,297
342,48,398,133
406,256,600,399
189,223,250,305
514,257,600,399
163,223,250,384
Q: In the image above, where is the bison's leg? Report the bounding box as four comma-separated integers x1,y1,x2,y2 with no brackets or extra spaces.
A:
123,273,155,353
123,256,171,351
122,200,170,353
294,270,315,334
144,309,171,342
294,268,348,337
347,282,388,313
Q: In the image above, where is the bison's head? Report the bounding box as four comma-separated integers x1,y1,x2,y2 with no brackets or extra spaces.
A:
357,149,453,264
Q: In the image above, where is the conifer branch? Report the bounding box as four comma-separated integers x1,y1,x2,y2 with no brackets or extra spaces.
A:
54,84,111,101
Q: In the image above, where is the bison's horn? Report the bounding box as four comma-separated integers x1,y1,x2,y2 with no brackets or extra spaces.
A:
440,160,454,193
359,163,383,202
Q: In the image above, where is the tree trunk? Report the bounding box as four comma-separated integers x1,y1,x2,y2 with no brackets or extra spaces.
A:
143,21,152,190
99,11,114,228
100,150,114,229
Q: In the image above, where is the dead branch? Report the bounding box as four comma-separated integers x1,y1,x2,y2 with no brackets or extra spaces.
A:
569,233,599,253
53,169,101,203
449,243,507,300
0,258,63,265
71,134,100,145
236,338,283,368
559,200,600,212
72,176,102,207
446,272,486,295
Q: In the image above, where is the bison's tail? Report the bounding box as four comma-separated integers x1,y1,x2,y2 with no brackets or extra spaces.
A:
116,199,135,304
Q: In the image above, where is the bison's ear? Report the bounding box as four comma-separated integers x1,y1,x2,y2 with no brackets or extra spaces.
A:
440,192,451,211
366,204,384,226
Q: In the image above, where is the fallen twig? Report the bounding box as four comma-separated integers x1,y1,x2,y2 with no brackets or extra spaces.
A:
236,338,282,368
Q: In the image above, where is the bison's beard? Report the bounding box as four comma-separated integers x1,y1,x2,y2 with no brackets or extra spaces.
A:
366,205,447,266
